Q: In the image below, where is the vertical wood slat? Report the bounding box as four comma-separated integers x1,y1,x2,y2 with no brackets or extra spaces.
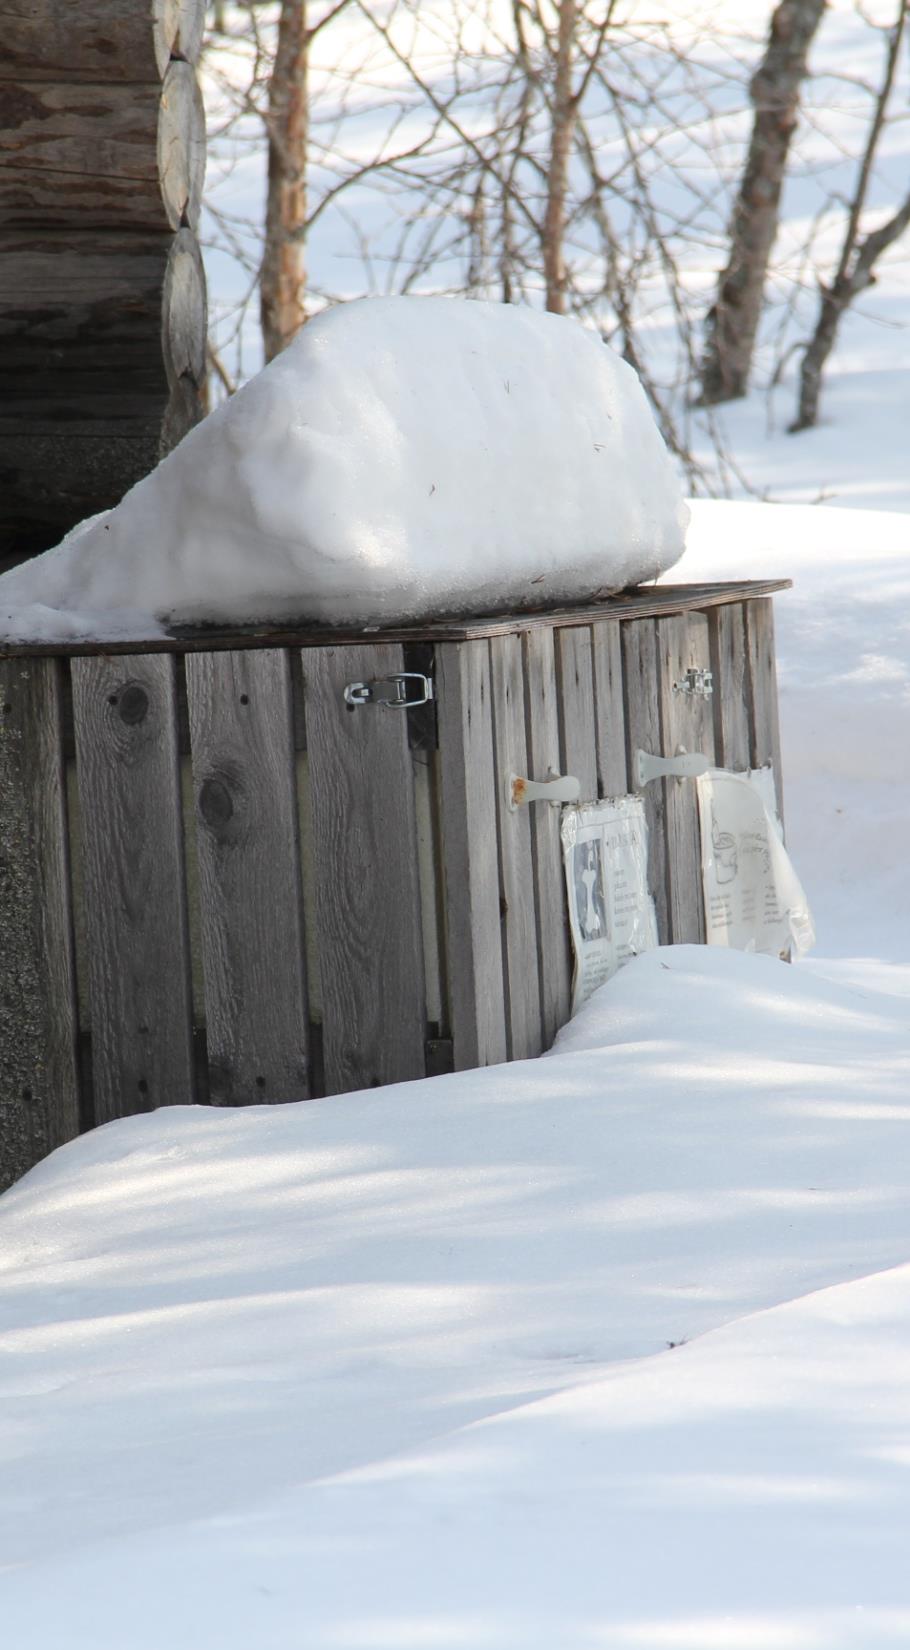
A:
436,641,507,1072
489,633,543,1061
71,654,194,1123
745,598,785,824
621,620,670,944
303,642,426,1095
555,627,598,802
523,629,572,1049
0,658,80,1188
709,603,751,772
185,650,308,1105
657,613,716,945
591,618,628,797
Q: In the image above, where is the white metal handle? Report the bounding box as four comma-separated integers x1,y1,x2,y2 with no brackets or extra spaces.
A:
636,750,711,787
510,773,581,810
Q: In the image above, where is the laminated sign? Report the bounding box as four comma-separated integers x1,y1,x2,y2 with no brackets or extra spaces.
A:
696,768,815,959
561,798,658,1013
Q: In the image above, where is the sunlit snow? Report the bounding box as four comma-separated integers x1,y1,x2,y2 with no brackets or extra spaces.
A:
0,299,687,641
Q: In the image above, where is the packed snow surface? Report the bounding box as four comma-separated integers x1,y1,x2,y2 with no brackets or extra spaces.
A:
0,298,687,639
3,948,910,1647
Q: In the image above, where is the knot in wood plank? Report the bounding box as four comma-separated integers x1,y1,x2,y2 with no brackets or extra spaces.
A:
116,682,149,726
198,774,235,834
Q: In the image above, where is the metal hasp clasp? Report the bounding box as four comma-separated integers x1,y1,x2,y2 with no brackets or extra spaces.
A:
673,667,714,700
343,672,435,710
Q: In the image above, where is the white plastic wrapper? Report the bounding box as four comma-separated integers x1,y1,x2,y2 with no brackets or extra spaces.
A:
697,768,815,959
561,797,658,1012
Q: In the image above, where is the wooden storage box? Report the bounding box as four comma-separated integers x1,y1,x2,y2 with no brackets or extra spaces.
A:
0,579,788,1187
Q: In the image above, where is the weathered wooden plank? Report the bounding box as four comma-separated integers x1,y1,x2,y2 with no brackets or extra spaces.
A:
657,612,716,945
71,653,194,1123
0,1,205,83
185,650,309,1106
435,641,507,1071
0,65,204,230
0,657,80,1187
523,628,572,1048
591,618,628,797
555,625,598,802
0,227,206,550
745,598,785,824
161,227,207,392
489,633,544,1061
709,602,751,772
303,642,426,1094
0,230,206,400
0,583,793,660
621,619,670,944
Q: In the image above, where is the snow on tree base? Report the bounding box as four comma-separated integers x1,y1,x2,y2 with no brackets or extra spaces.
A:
0,298,688,637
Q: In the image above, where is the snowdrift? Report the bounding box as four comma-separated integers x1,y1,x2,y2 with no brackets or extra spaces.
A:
0,298,688,638
3,948,910,1646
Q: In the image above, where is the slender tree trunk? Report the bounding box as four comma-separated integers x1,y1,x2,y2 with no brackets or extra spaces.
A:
791,1,908,431
790,189,910,431
699,0,826,405
260,0,309,362
543,0,578,314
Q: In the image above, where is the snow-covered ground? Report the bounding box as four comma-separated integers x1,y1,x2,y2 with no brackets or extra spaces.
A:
3,941,910,1646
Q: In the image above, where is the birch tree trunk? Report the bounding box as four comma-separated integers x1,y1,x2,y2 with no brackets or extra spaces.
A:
260,0,309,362
791,0,909,431
698,0,826,405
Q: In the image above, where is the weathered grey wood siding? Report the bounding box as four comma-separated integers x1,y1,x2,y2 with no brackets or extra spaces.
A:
304,642,427,1094
0,582,788,1187
71,653,195,1124
186,650,309,1106
658,612,716,945
434,640,508,1071
523,629,572,1047
0,657,80,1188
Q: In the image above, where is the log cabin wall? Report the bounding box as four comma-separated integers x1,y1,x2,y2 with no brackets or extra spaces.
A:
0,1,208,563
0,582,789,1191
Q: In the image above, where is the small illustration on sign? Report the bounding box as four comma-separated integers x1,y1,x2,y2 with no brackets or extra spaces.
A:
711,809,739,885
574,839,609,941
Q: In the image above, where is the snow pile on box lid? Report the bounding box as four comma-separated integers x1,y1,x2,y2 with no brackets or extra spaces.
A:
0,298,688,638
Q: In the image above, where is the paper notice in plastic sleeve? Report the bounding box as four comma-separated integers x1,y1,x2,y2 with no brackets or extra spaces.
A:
697,768,814,959
561,797,658,1013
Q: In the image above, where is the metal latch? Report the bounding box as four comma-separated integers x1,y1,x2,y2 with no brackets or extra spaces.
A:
343,672,434,710
674,667,713,699
636,749,712,787
509,772,581,810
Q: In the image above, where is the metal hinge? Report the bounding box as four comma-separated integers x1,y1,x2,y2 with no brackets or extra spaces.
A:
343,672,435,710
673,667,714,700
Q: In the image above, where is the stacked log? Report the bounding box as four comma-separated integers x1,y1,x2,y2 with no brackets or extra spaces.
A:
0,1,207,558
